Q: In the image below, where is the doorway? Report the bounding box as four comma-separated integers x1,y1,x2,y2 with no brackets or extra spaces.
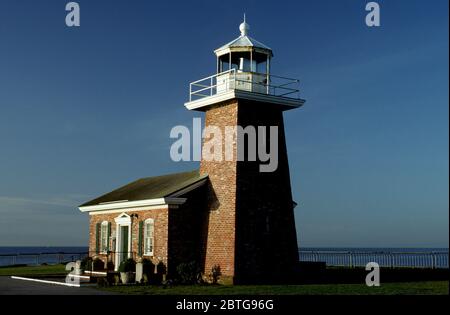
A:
120,225,129,255
114,213,132,271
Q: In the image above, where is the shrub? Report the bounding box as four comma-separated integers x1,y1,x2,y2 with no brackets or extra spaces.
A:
118,258,136,273
142,258,155,274
92,258,104,271
80,257,92,271
209,265,222,284
150,261,167,284
141,258,155,284
81,257,105,271
106,261,115,271
176,261,202,284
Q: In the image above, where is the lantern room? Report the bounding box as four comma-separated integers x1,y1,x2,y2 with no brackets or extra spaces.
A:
185,17,305,111
214,18,272,94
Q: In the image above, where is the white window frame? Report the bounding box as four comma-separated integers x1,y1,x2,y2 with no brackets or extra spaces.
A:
144,218,154,256
100,221,109,254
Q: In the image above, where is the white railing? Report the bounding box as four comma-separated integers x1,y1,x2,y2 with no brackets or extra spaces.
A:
189,69,300,102
299,250,449,269
0,252,88,267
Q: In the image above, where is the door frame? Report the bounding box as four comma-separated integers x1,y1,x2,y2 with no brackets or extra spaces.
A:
114,213,132,271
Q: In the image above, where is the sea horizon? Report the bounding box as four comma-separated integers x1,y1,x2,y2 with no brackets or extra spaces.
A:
0,246,448,254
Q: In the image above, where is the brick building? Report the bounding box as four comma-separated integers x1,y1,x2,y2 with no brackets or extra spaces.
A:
79,19,305,284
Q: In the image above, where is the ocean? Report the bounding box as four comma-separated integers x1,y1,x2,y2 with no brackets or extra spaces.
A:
0,247,88,267
0,246,88,255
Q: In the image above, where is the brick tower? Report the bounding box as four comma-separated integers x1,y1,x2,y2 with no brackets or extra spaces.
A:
185,18,305,284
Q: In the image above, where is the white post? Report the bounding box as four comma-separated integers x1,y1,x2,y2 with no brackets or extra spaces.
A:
266,56,270,94
128,221,132,260
115,223,120,271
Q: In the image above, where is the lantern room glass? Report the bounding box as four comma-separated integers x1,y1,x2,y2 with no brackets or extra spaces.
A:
218,51,270,75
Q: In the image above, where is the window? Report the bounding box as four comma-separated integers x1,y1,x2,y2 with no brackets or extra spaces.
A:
100,221,109,253
144,219,154,256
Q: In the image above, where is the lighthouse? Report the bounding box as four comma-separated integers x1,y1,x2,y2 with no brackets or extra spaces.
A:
79,17,305,285
185,18,305,284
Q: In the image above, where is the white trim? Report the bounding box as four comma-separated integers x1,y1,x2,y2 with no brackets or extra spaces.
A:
83,270,107,275
79,197,186,213
184,89,305,111
114,213,132,271
88,205,169,215
11,276,81,288
143,218,155,256
114,212,131,225
70,274,90,279
99,200,128,205
100,221,109,254
167,179,207,198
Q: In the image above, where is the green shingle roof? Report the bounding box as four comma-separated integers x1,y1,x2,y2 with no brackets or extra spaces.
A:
79,170,207,207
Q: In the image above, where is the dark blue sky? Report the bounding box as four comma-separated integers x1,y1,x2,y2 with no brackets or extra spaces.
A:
0,0,448,247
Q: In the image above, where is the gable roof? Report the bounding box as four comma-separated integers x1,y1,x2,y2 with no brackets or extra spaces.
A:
79,170,207,207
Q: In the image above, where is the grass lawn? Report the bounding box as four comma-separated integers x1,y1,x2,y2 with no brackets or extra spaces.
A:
101,281,449,295
0,265,447,295
0,264,66,276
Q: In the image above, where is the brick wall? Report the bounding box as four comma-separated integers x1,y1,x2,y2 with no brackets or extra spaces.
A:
88,207,169,270
200,100,238,282
199,98,299,284
234,100,299,283
168,184,208,276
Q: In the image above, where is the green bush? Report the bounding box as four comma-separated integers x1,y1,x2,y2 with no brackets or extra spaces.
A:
92,258,104,271
142,258,154,273
80,257,92,271
210,265,222,284
118,258,136,273
176,261,202,284
141,258,155,284
80,257,105,271
107,261,115,271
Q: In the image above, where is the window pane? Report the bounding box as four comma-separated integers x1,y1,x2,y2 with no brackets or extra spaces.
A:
144,220,154,255
100,223,108,252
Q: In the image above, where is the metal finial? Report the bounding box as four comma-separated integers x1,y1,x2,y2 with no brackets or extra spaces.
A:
239,14,249,36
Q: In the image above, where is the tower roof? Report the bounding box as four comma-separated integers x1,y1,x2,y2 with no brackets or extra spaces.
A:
214,18,273,57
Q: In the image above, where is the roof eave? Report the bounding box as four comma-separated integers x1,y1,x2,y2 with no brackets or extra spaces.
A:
78,197,187,213
214,46,273,58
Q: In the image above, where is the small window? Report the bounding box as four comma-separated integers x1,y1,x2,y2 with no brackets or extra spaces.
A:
144,219,154,256
100,221,109,253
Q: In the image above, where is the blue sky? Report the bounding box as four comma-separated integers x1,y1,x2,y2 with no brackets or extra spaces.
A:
0,0,448,247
